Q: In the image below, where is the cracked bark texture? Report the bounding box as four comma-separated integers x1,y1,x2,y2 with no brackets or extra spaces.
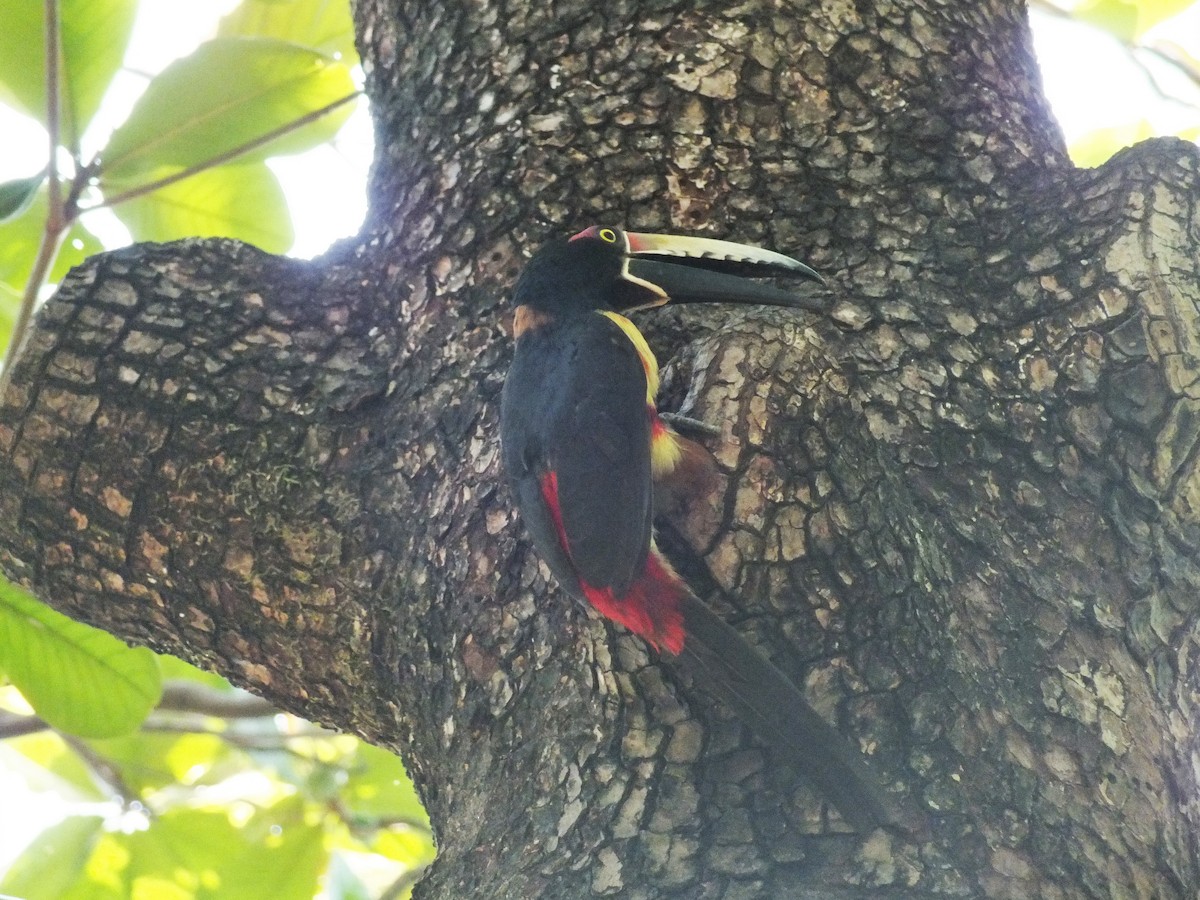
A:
2,0,1198,896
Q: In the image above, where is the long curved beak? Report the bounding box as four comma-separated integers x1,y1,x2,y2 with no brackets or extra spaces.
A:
620,231,827,313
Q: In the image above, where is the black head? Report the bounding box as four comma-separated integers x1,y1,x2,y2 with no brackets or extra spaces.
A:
512,226,827,318
511,231,656,316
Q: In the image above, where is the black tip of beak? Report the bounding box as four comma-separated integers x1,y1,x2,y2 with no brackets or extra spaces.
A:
627,258,828,312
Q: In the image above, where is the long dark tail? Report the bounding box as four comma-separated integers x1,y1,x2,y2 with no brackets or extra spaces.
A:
674,592,893,832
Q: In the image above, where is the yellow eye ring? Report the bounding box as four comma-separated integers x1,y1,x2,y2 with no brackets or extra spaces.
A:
598,228,617,243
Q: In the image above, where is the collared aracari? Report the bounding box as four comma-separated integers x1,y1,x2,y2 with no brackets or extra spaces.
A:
500,226,891,831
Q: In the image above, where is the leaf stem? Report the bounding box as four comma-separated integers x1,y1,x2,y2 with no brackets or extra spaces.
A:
62,733,139,806
95,91,362,210
45,0,61,227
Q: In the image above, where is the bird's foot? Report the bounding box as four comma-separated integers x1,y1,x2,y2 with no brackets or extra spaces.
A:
659,412,721,438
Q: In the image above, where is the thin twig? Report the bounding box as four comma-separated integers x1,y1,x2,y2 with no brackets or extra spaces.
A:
95,91,362,210
157,681,279,718
45,0,61,229
378,862,434,900
1139,43,1200,102
137,721,330,750
0,0,69,402
60,734,138,805
0,707,324,749
0,710,50,739
328,797,434,838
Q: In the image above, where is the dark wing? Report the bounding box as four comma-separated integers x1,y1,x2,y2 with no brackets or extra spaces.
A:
501,314,652,597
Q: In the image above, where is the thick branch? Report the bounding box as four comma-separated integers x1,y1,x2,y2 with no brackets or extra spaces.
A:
0,0,1198,897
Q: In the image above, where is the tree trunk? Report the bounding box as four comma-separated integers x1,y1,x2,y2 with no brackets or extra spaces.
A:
2,0,1198,895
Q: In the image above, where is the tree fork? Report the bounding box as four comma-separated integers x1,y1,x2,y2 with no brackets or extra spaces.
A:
1,0,1199,896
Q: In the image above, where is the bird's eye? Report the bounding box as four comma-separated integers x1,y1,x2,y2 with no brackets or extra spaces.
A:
568,225,623,245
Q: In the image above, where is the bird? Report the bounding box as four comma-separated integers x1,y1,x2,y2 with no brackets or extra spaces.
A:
500,225,892,831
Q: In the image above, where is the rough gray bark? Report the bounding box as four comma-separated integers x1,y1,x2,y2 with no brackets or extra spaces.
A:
1,0,1198,896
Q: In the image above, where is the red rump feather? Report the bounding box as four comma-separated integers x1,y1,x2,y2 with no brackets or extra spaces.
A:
540,472,686,654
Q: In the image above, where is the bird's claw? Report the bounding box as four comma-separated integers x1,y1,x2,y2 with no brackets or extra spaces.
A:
660,412,721,438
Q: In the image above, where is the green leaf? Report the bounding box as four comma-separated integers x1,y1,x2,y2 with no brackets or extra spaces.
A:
59,0,140,148
155,653,234,690
1131,0,1194,35
59,832,129,900
1074,0,1194,40
1076,0,1139,41
342,743,430,827
0,188,103,296
0,283,22,348
86,731,245,797
99,37,357,184
0,580,162,738
0,5,45,120
242,731,345,792
1068,120,1157,167
0,0,139,150
219,0,360,62
50,219,105,284
109,163,295,254
0,815,104,900
0,173,46,223
88,798,328,900
0,191,57,290
322,853,375,900
372,826,437,871
4,731,107,801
